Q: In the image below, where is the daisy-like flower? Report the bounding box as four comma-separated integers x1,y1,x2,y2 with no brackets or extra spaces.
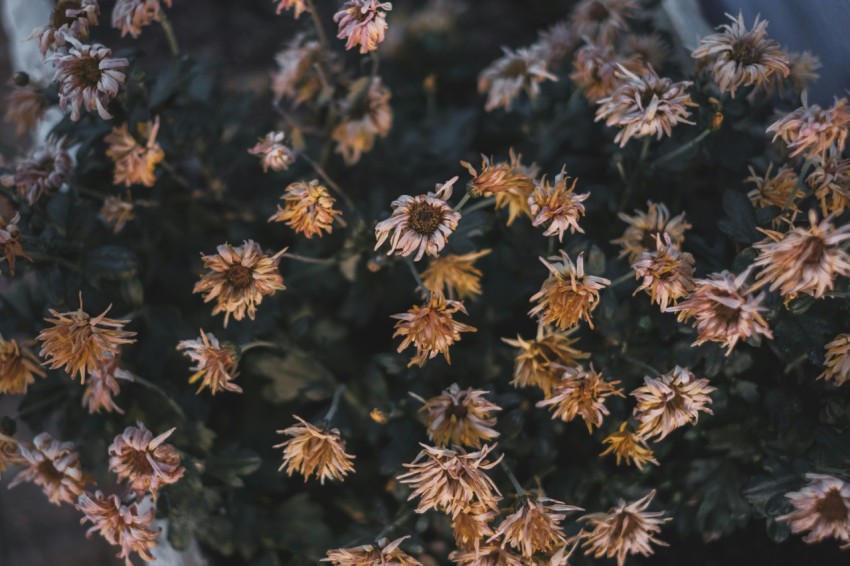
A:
536,21,578,68
461,154,536,198
631,366,715,441
691,12,789,97
271,34,324,106
767,94,850,159
448,544,524,566
274,0,306,18
332,77,392,165
109,423,184,497
274,415,355,484
193,240,286,326
622,33,669,69
502,331,590,396
419,383,501,448
820,334,850,386
322,536,421,565
0,336,45,395
600,422,658,469
248,131,296,173
570,43,642,103
529,252,611,330
82,354,132,414
112,0,172,38
421,249,491,300
49,38,129,121
99,195,135,233
569,0,636,45
375,176,460,262
104,118,165,187
333,0,393,54
13,135,72,205
0,212,30,276
269,180,342,238
580,490,670,566
37,296,136,383
452,503,497,551
391,293,476,367
528,169,590,241
595,65,695,147
77,490,160,566
808,153,850,216
30,0,100,57
632,233,695,312
478,46,557,112
4,86,49,136
751,210,850,299
176,329,241,394
780,474,850,546
536,365,624,432
490,495,582,558
10,432,85,506
612,201,691,263
745,163,804,220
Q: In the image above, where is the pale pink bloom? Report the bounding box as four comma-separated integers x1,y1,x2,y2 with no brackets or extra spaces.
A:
535,21,578,67
767,94,850,160
271,34,324,106
333,0,393,54
273,0,307,18
449,544,523,566
570,43,643,103
569,0,636,45
632,233,695,312
13,135,72,205
621,33,669,69
478,46,556,112
631,366,715,441
77,490,160,566
780,474,850,546
30,0,100,57
112,0,172,38
10,432,85,506
489,496,582,558
109,423,184,497
83,354,133,414
332,77,393,165
248,131,295,172
49,38,129,121
528,168,589,241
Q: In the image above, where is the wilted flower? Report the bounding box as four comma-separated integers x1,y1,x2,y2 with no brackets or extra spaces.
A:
621,33,669,69
503,331,589,396
332,77,392,164
398,443,502,517
493,149,539,225
462,154,536,198
112,0,172,38
275,415,355,484
109,423,184,496
333,0,393,54
322,536,421,565
452,503,497,551
274,0,306,18
745,163,803,220
820,334,850,386
99,196,135,233
49,38,129,121
13,135,72,205
808,153,850,216
104,118,165,187
271,34,324,106
569,0,636,45
536,21,578,68
491,496,582,558
419,383,501,448
529,252,611,330
631,366,715,441
613,201,691,263
0,336,45,395
781,51,822,94
176,329,241,394
529,169,589,241
421,249,491,300
391,292,475,367
0,434,23,477
4,86,48,136
77,490,160,566
767,95,850,159
449,544,524,566
10,432,85,506
478,46,556,112
269,180,342,238
536,364,624,432
780,474,850,546
580,490,670,566
570,43,642,103
632,233,695,311
30,0,99,57
0,212,30,276
248,131,295,172
691,12,789,97
600,422,658,469
82,354,132,414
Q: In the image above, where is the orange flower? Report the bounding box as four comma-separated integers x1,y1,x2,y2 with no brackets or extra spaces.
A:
536,364,624,432
275,415,355,484
529,252,610,330
632,233,695,311
421,249,491,300
819,333,850,386
502,331,589,396
177,329,241,394
767,94,850,159
461,154,536,198
77,490,160,565
391,293,476,367
612,201,691,263
4,86,48,136
273,0,307,18
104,118,165,187
490,495,582,558
631,366,715,441
323,536,421,565
269,180,342,238
419,383,501,447
332,78,393,165
528,170,589,241
0,336,45,394
82,354,132,414
10,432,85,506
600,422,658,469
109,423,184,497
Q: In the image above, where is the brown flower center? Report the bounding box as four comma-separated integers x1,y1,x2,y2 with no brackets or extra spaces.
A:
816,489,848,522
72,56,103,89
129,449,154,476
226,265,254,288
801,235,826,266
407,201,445,235
641,230,663,250
38,460,66,484
51,0,81,29
446,400,469,419
713,300,740,324
587,1,611,22
731,40,762,66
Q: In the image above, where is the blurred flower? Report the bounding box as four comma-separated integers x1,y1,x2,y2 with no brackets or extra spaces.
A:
109,423,184,497
30,0,99,57
529,252,610,330
491,496,582,558
332,77,392,164
745,164,803,220
452,503,497,552
323,536,421,565
691,12,788,97
77,490,160,565
4,86,48,136
0,212,29,276
462,154,535,198
580,490,669,566
274,0,306,18
398,443,502,516
105,118,164,187
536,364,624,432
780,474,850,546
177,329,241,394
782,51,822,94
570,43,642,103
621,33,669,69
503,332,589,396
269,180,342,238
820,333,850,386
569,0,636,45
248,131,295,172
600,422,658,469
529,169,589,241
449,544,523,566
421,249,491,300
391,292,475,367
82,354,131,414
632,366,715,441
193,240,286,326
375,176,460,261
478,46,556,112
112,0,172,38
808,153,850,216
613,201,691,263
333,0,393,54
10,432,85,505
13,135,72,205
405,0,464,37
767,95,850,159
419,383,501,448
493,149,539,225
49,38,129,121
0,434,23,477
0,336,45,395
99,195,135,233
271,34,324,106
632,233,695,311
536,21,578,67
275,415,355,484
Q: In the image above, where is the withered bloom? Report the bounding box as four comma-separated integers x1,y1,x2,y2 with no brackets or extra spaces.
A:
745,164,803,220
452,503,497,551
176,329,241,394
248,131,295,172
529,252,610,330
269,180,342,238
536,21,578,68
779,474,850,546
419,383,500,448
30,0,100,57
99,195,135,233
271,34,324,106
421,249,491,300
621,33,669,69
600,422,658,469
391,293,476,367
570,43,642,103
0,434,23,477
808,153,850,216
449,544,523,566
569,0,636,45
779,51,822,94
49,38,129,121
632,233,695,311
502,331,589,396
333,0,393,54
10,432,85,506
112,0,172,38
494,149,539,225
820,334,850,386
4,86,49,136
461,154,536,198
490,496,582,558
536,365,624,432
478,46,556,112
109,423,184,496
0,212,30,276
332,77,392,165
77,490,160,566
0,336,46,394
82,354,132,414
767,94,850,159
274,0,307,18
613,201,691,263
322,536,421,565
529,169,589,241
275,415,355,484
104,118,165,187
13,135,72,205
632,366,715,441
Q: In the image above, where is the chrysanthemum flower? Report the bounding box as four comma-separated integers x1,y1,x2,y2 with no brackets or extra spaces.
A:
691,12,789,97
502,331,590,396
77,490,160,566
82,354,132,414
493,149,539,225
375,177,460,262
632,233,695,311
38,296,136,383
612,201,691,263
4,86,49,136
490,495,582,558
275,415,355,484
570,43,642,103
419,383,501,448
0,336,45,394
600,422,658,469
269,180,342,238
448,544,523,566
13,135,72,205
580,490,669,566
536,21,578,68
332,77,392,165
529,252,610,330
819,333,850,386
767,95,850,159
30,0,99,57
112,0,172,37
99,196,135,234
745,164,803,220
478,46,556,112
780,474,850,546
391,293,475,367
248,131,295,172
333,0,393,54
569,0,636,45
461,154,536,198
176,329,241,394
421,249,491,300
622,33,669,69
49,38,129,121
0,212,30,276
536,365,624,432
109,423,184,497
808,153,850,216
528,169,589,241
322,536,421,565
105,118,165,187
631,366,715,441
452,503,497,551
193,240,286,326
271,34,324,106
10,432,85,506
274,0,306,18
0,434,23,477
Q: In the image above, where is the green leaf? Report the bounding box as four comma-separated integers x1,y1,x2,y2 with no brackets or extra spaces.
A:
205,446,262,487
718,190,759,244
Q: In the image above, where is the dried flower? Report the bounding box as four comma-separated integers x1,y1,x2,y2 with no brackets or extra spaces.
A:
0,434,23,477
391,293,476,367
745,163,804,220
779,474,850,546
112,0,172,38
808,153,850,216
275,415,355,484
780,51,822,94
613,201,691,263
4,86,48,136
491,496,582,558
600,422,658,469
419,383,501,448
631,366,715,441
529,252,610,330
109,423,184,496
570,43,642,103
0,336,45,394
323,536,421,565
632,233,695,311
529,169,589,241
333,0,393,54
77,490,160,566
248,131,296,172
0,212,30,276
536,21,578,68
104,118,165,187
274,0,306,18
30,0,100,57
176,329,241,394
10,432,85,505
536,364,624,432
421,249,491,300
502,332,589,396
462,154,536,198
493,149,539,225
621,33,669,69
820,333,850,386
82,354,131,414
271,34,324,106
452,503,497,551
449,544,524,566
767,95,850,160
332,77,392,164
49,38,129,121
13,135,73,205
478,46,556,112
99,196,135,233
269,180,342,238
569,0,636,45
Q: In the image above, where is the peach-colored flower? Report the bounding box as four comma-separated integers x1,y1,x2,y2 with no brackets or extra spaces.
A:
77,490,160,566
820,333,850,386
421,249,491,300
105,118,165,187
493,149,539,225
612,201,691,263
632,233,695,311
333,0,393,54
529,169,589,241
536,364,624,432
452,503,497,552
177,329,241,394
391,292,476,367
766,50,821,95
0,336,45,395
109,423,184,496
448,544,523,566
621,33,669,69
631,366,715,441
461,154,536,198
332,77,393,165
271,34,324,106
0,212,30,276
4,86,48,136
779,474,850,546
248,131,295,172
323,536,421,565
112,0,172,38
600,422,658,469
570,43,642,103
529,252,610,330
82,354,132,414
478,46,556,112
745,163,803,221
274,415,355,484
274,0,306,18
419,383,500,448
49,38,129,121
10,432,85,506
808,153,850,216
99,196,135,233
13,135,72,205
502,331,589,396
0,434,24,477
269,180,342,238
569,0,636,45
490,496,582,558
767,94,850,160
30,0,100,57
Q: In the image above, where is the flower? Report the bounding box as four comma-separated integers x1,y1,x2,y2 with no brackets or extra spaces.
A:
333,0,393,54
780,51,822,94
751,210,850,299
397,443,502,517
808,153,850,216
274,0,306,18
38,296,136,383
99,196,135,233
821,334,850,386
10,432,85,505
536,21,578,67
536,365,624,432
269,180,342,238
502,332,590,396
193,240,286,326
109,423,184,496
391,293,476,367
419,383,501,448
0,212,30,276
77,490,160,566
529,252,611,330
248,131,296,172
13,135,72,205
779,474,850,546
322,536,421,565
632,233,695,311
579,490,670,566
490,496,582,558
104,118,165,187
569,0,636,45
478,46,556,112
745,163,803,220
621,33,669,69
452,503,497,551
595,65,695,147
176,329,241,394
49,38,129,121
691,12,789,97
374,177,460,261
669,270,772,354
600,422,658,469
82,354,132,414
461,154,536,198
767,95,850,159
0,434,23,477
274,415,355,484
570,43,642,103
30,0,100,57
0,336,45,394
332,77,392,164
493,149,539,225
4,86,48,136
528,169,589,241
112,0,172,38
448,544,524,566
271,34,324,106
631,366,715,441
613,201,691,263
421,249,491,300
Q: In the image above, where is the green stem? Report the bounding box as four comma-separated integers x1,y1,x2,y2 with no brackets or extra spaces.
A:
374,509,414,543
158,11,180,56
305,0,332,53
239,340,285,356
623,354,661,376
281,252,337,265
651,129,711,169
324,385,347,421
403,257,429,299
454,193,473,212
461,196,496,215
498,454,525,496
131,375,186,420
28,251,81,273
608,271,635,288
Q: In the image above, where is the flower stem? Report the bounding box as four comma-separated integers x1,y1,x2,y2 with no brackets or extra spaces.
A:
403,257,430,299
239,340,285,356
608,271,635,288
374,509,415,543
324,384,347,421
297,150,362,223
499,455,525,496
281,252,337,265
651,129,711,169
784,159,813,212
623,354,661,376
28,251,81,272
461,196,496,215
131,375,186,420
306,0,333,53
454,193,473,212
158,11,180,56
